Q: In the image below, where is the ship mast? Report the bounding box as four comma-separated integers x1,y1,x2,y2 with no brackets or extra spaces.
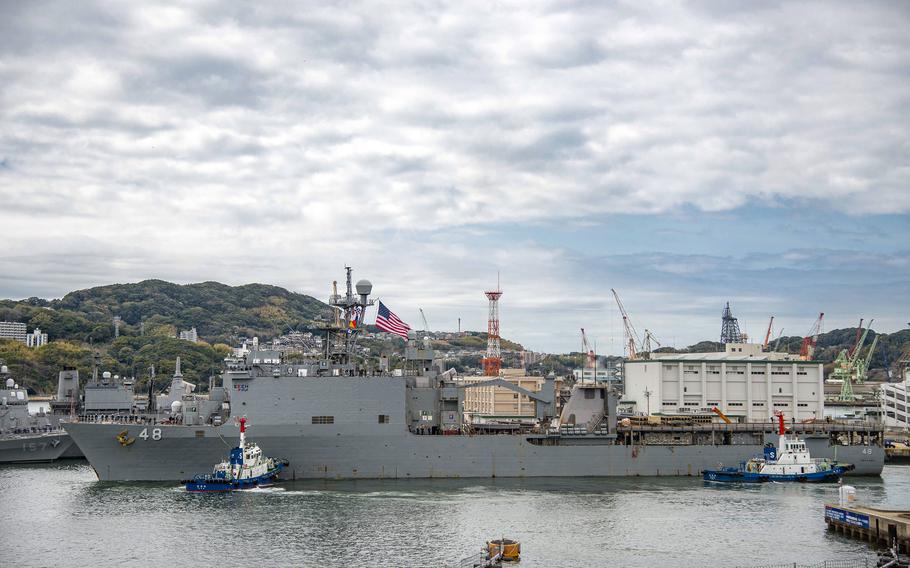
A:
321,267,374,369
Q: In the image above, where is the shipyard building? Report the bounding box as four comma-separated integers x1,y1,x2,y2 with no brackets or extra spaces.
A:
622,343,824,422
459,369,549,420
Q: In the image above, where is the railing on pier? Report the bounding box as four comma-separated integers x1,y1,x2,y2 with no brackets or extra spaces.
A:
617,423,882,434
737,556,878,568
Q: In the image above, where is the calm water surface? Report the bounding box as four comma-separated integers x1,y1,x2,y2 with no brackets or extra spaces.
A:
2,463,908,567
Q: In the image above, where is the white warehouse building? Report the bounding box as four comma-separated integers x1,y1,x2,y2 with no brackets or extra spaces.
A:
623,343,824,422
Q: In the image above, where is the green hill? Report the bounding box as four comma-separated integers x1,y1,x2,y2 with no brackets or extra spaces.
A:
0,280,330,346
0,280,331,393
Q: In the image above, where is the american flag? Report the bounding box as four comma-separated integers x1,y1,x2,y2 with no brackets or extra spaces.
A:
375,301,410,339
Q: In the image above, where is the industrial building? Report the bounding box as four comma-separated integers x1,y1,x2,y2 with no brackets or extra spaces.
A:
622,343,825,422
459,370,547,419
0,321,27,343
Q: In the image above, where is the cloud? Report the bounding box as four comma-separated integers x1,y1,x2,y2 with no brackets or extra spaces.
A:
0,1,908,351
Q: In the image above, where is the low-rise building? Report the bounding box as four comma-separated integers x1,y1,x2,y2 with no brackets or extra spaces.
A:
572,366,621,384
622,343,824,422
459,370,547,419
179,327,199,343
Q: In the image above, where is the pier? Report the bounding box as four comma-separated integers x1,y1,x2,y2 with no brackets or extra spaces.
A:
825,504,910,553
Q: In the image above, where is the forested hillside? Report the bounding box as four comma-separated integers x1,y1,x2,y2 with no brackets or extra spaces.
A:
0,280,329,392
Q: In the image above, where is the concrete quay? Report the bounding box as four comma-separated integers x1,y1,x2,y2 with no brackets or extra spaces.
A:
825,504,910,553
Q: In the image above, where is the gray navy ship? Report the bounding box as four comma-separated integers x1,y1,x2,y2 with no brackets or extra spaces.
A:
0,362,81,462
64,269,885,481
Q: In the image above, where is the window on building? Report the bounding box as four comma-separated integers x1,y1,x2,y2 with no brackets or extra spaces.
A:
585,389,595,399
513,394,519,399
312,416,334,424
797,403,808,407
753,403,765,407
378,415,390,424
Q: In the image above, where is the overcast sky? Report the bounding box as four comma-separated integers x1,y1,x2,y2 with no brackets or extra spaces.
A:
1,1,908,353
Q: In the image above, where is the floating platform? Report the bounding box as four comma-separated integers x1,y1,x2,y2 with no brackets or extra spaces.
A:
825,504,910,553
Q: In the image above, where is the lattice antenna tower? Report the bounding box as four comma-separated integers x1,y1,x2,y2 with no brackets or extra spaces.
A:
482,274,503,376
720,302,744,344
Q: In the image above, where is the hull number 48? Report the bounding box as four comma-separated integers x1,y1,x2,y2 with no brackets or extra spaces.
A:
139,428,162,441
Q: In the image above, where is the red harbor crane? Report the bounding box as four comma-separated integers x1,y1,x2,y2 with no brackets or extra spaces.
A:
611,288,641,360
800,312,824,361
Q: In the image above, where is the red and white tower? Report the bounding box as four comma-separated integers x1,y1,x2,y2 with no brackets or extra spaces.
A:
482,284,503,376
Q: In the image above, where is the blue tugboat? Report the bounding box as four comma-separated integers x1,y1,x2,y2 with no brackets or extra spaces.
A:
702,412,853,483
184,417,288,492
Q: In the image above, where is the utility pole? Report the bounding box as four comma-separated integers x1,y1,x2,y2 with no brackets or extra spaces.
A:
643,387,652,416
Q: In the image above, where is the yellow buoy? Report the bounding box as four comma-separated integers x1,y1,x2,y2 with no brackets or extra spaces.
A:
487,539,520,562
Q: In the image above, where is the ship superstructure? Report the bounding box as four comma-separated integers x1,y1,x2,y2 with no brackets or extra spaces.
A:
63,269,886,481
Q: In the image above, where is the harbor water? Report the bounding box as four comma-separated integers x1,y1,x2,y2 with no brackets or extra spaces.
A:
2,463,909,567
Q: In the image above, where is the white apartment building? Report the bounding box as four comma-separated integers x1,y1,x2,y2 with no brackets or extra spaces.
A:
572,368,617,383
26,327,48,348
623,343,824,422
179,327,198,343
0,321,27,343
881,365,910,429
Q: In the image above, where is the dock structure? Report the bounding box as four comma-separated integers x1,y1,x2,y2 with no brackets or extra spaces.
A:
825,504,910,553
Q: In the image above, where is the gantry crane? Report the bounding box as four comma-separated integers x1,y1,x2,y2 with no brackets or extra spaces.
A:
642,329,661,354
611,289,641,360
763,316,775,351
832,319,877,401
848,318,864,358
580,328,596,370
800,312,825,361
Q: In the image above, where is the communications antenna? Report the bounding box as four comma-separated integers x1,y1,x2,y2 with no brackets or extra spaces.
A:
482,275,503,376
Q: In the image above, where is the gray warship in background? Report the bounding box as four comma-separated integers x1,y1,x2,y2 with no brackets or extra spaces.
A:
0,362,80,462
0,359,140,463
64,269,885,481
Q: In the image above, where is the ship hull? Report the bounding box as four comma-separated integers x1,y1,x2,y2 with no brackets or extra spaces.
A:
64,422,885,481
0,432,81,463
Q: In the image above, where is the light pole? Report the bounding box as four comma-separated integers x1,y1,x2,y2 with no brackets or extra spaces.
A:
643,387,652,416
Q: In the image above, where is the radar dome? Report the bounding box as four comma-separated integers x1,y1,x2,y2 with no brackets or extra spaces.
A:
102,371,112,379
355,279,373,296
171,400,183,414
5,378,13,388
